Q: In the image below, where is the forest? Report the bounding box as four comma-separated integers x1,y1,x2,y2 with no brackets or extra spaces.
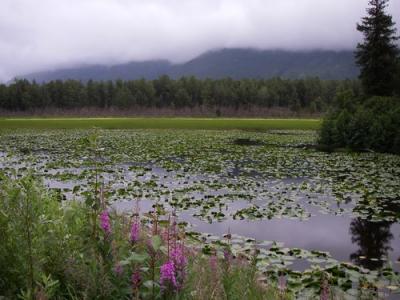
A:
0,76,361,114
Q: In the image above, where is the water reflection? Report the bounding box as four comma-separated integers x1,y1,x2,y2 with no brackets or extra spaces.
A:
350,219,393,270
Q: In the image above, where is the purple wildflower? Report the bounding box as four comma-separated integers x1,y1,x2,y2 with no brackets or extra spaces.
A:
160,261,177,291
130,219,140,243
223,248,232,264
279,274,286,293
209,254,218,273
114,263,123,276
100,210,111,236
170,245,187,290
170,245,187,269
320,275,330,300
131,270,142,290
146,239,157,257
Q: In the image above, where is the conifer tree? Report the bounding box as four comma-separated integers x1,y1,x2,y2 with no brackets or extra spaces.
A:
355,0,399,96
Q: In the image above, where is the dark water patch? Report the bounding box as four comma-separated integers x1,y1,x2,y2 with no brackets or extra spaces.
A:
232,138,265,146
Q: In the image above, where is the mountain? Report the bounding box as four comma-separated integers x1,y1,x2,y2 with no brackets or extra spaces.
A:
20,48,359,82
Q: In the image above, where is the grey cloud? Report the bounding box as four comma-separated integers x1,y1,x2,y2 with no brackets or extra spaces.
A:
1,0,399,81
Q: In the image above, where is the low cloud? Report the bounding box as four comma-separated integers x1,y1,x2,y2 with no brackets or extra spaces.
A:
1,0,399,81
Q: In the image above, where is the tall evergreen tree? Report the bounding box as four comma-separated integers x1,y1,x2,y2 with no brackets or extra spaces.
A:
355,0,399,96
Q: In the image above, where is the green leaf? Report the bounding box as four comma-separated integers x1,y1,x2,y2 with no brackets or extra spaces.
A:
119,252,149,265
151,235,162,251
143,280,160,290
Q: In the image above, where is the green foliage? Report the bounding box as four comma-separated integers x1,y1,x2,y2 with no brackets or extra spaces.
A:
395,59,400,96
0,76,361,113
0,174,67,298
355,0,399,96
0,117,321,130
320,0,400,154
0,174,285,299
0,129,399,297
319,96,400,153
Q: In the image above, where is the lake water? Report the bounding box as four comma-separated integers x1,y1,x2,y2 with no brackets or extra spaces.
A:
1,129,399,297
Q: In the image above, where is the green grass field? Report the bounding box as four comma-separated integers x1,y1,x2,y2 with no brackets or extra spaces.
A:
0,117,321,130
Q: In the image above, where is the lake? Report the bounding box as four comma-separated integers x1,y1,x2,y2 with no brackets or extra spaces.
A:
1,128,399,297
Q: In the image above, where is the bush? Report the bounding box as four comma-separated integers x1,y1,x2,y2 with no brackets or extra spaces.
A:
319,96,400,154
0,174,286,300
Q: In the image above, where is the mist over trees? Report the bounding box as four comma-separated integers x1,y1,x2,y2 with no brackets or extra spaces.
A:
0,77,361,114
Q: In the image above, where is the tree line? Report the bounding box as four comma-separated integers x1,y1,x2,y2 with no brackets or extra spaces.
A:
0,76,361,113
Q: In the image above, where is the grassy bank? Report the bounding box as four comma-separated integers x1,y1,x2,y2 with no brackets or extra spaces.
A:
0,117,321,130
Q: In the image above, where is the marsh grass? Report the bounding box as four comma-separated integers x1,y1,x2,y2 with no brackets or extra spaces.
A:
0,117,320,130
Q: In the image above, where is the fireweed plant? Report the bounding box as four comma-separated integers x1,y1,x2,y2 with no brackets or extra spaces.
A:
0,174,289,299
0,132,289,299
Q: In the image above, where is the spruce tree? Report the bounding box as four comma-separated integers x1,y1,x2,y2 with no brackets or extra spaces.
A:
355,0,399,96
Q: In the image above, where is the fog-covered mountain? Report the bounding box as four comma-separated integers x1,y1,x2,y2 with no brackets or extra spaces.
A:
20,48,358,82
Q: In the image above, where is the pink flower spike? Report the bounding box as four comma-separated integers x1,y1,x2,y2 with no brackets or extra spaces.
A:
100,210,111,236
130,220,140,243
169,244,187,291
279,274,286,292
114,263,123,276
209,254,218,273
160,261,177,291
170,245,187,270
131,270,142,290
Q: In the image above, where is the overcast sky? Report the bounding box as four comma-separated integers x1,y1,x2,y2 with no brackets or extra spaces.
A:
1,0,400,81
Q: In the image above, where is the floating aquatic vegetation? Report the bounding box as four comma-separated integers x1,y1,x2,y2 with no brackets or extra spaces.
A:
1,128,399,297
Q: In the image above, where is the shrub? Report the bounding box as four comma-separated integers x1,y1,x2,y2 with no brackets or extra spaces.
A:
0,174,286,300
319,96,400,154
0,174,65,298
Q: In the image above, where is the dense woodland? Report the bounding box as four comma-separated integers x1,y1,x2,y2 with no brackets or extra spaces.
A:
0,77,361,114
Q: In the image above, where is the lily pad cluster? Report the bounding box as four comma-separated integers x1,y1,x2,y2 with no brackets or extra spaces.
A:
1,128,400,297
187,231,400,299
